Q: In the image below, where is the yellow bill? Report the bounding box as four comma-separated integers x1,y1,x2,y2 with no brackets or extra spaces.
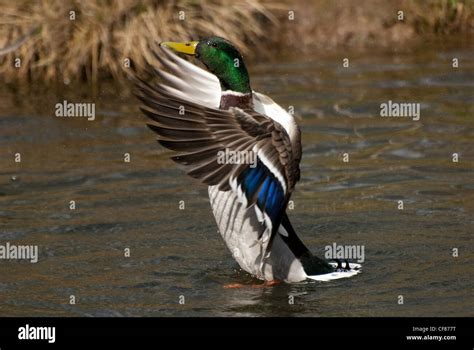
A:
160,41,198,55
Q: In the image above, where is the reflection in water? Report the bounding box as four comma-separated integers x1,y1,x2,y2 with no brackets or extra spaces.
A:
0,44,473,316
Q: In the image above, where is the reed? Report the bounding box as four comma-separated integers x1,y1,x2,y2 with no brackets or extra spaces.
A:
0,0,472,85
0,0,278,85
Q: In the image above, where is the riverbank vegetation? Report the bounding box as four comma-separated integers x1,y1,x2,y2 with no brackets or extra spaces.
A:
0,0,472,85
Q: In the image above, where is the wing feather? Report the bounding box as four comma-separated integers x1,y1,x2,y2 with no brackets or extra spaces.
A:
135,46,301,246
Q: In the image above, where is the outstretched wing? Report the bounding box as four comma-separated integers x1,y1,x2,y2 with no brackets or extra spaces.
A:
148,46,221,108
133,46,300,245
135,79,299,238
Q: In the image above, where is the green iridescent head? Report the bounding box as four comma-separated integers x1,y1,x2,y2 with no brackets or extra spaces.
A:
160,36,251,94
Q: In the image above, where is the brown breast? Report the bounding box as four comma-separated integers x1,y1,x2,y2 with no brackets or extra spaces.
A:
219,93,253,110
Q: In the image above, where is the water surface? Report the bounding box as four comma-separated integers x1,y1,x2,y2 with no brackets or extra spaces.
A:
0,43,473,316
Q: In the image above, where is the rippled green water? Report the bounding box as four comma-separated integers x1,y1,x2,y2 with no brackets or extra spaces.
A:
1,43,473,316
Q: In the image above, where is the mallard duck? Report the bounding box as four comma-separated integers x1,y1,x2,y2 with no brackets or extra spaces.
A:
134,36,360,283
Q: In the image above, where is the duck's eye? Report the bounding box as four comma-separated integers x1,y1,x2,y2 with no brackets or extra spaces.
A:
207,41,217,48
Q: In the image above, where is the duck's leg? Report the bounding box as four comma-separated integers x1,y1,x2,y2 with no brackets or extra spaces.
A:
223,279,281,289
263,279,281,286
223,283,246,289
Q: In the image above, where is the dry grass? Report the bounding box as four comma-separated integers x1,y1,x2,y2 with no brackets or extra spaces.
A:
0,0,278,85
0,0,472,86
408,0,474,34
278,0,474,52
